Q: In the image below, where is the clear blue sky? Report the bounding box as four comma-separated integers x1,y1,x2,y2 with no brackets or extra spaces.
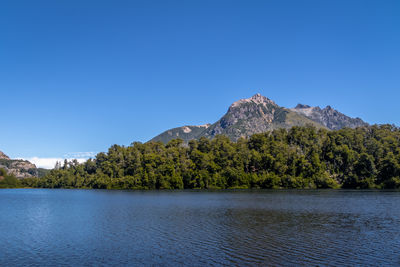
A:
1,0,399,165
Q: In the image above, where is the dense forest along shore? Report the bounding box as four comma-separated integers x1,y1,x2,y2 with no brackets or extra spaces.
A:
2,125,396,190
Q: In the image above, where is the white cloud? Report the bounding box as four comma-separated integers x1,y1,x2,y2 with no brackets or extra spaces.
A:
16,152,97,169
63,152,97,158
24,157,89,169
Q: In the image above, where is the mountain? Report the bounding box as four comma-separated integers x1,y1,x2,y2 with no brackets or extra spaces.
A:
200,94,324,141
0,150,47,178
151,93,369,143
291,104,368,130
153,93,368,143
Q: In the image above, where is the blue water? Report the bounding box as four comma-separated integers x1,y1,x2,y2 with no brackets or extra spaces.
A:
0,189,400,266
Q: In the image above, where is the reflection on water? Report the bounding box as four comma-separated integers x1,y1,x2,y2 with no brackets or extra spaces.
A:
0,190,400,266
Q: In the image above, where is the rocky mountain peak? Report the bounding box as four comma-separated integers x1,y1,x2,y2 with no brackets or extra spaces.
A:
295,104,311,109
230,93,276,108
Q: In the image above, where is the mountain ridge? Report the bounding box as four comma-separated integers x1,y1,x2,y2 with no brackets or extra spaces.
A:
150,94,368,143
291,103,367,130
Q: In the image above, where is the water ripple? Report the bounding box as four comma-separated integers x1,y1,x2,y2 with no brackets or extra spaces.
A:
1,189,400,266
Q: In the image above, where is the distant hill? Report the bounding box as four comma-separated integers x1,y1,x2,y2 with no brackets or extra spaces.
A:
151,93,368,143
151,124,211,144
0,151,48,178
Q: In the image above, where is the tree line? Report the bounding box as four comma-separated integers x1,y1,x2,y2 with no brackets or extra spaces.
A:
0,168,22,188
17,125,400,189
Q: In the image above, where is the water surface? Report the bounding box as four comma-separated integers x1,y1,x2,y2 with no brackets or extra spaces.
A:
0,189,399,266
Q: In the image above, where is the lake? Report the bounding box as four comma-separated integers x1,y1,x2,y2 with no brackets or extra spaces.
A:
0,189,399,266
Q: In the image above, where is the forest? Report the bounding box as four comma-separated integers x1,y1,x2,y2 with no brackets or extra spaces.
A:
14,125,400,189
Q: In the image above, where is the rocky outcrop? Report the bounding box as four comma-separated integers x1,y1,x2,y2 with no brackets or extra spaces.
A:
0,151,39,178
0,151,10,160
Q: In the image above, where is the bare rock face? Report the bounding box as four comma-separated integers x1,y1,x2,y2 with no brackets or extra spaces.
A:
0,150,38,178
291,104,368,130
